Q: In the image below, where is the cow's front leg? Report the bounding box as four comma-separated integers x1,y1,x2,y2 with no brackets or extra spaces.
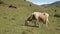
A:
34,19,39,27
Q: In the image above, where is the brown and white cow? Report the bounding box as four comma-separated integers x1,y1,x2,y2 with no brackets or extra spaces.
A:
25,12,49,27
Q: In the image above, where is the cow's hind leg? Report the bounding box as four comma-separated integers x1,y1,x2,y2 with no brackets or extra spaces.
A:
45,18,48,28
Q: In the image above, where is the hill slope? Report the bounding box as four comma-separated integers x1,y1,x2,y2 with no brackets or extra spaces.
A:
0,0,60,34
42,1,60,6
50,1,60,6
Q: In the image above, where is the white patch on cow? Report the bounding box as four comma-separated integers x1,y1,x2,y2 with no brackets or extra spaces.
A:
32,12,41,19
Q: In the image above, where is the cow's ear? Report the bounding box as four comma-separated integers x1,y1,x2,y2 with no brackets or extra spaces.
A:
43,13,45,15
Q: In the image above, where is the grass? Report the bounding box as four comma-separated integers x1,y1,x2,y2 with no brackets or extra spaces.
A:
0,0,60,34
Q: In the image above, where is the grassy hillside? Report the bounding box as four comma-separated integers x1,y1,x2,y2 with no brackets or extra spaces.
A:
0,0,60,34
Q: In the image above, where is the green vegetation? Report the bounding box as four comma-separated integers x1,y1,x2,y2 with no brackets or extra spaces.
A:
0,0,3,4
0,0,60,34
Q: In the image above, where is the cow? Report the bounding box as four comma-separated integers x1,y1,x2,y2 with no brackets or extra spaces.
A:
25,12,49,27
9,5,17,8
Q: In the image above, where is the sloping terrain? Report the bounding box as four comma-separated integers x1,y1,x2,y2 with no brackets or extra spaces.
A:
0,0,60,34
50,1,60,6
42,1,60,7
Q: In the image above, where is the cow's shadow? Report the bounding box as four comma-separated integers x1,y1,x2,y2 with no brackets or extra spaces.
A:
21,23,39,28
25,25,39,28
